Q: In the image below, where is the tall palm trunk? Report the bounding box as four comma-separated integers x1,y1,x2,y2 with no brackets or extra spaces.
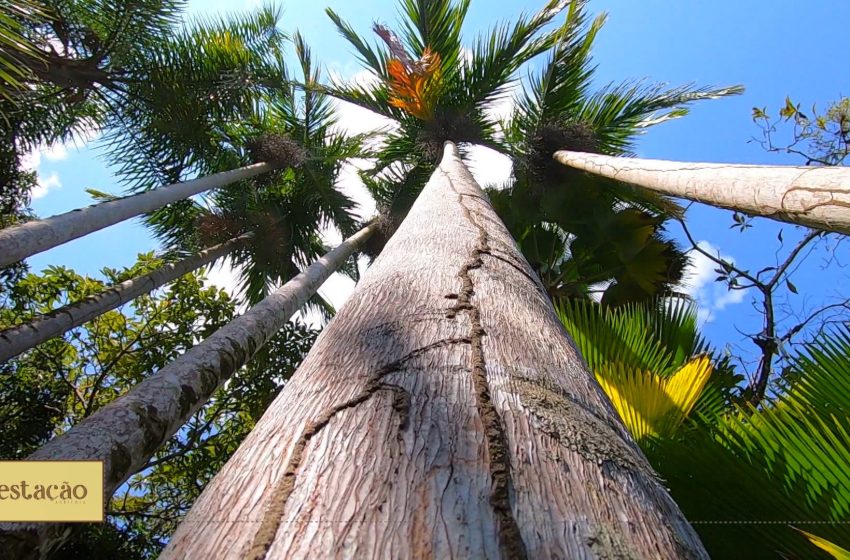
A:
0,163,275,268
164,143,707,559
554,150,850,235
0,224,376,559
0,232,251,363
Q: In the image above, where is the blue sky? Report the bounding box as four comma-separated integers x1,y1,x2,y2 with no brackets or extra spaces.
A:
24,0,850,379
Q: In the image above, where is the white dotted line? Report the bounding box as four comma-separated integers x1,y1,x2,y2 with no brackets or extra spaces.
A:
690,521,849,525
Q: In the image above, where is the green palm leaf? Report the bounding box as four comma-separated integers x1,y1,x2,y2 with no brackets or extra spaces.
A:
648,326,850,559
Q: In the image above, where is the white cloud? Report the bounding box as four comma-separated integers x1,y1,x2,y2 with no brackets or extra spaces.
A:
20,125,99,201
31,172,62,200
331,98,394,138
43,143,68,162
464,145,513,189
485,82,519,124
20,150,41,172
680,241,748,323
464,82,517,189
204,257,241,295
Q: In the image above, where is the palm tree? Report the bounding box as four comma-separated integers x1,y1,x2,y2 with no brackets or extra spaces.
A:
0,19,364,351
0,26,378,554
1,0,188,200
328,0,740,307
325,0,571,220
0,223,375,558
0,163,276,268
494,3,742,306
127,31,365,313
0,232,250,362
553,150,850,235
157,1,745,553
1,4,287,273
559,297,850,558
163,142,707,558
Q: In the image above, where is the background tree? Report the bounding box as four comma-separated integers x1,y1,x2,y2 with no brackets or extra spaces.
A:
0,256,318,558
107,26,362,314
1,2,286,301
495,2,740,306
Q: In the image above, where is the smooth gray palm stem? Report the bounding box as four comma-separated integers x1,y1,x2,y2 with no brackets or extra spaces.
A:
0,223,376,558
554,150,850,235
0,162,276,268
0,233,252,363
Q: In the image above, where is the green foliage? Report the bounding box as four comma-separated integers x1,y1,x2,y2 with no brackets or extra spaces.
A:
2,0,185,150
105,18,362,315
330,0,739,304
0,257,318,557
0,0,45,97
558,296,850,558
103,4,287,190
646,327,850,559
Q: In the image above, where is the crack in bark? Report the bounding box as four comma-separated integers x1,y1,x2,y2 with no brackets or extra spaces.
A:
442,167,528,560
479,249,546,294
247,337,468,559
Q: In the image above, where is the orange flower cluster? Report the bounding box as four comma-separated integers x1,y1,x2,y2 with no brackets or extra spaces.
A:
386,47,442,121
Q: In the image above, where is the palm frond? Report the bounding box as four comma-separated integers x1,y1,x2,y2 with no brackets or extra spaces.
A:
396,0,470,66
463,0,569,109
595,355,712,441
796,528,850,560
647,326,850,558
507,1,604,152
326,7,389,78
0,1,46,98
578,82,744,155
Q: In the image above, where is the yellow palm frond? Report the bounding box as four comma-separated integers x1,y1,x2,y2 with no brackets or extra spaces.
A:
796,528,850,560
595,355,713,441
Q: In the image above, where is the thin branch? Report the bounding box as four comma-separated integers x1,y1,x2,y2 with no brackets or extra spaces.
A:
768,229,823,289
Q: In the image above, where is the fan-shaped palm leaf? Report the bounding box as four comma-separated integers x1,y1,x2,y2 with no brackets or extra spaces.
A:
594,355,712,441
646,327,850,558
557,297,737,429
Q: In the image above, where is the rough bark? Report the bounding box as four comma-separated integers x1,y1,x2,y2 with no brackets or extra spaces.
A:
164,143,707,559
0,233,251,363
0,163,275,268
554,150,850,235
0,225,375,560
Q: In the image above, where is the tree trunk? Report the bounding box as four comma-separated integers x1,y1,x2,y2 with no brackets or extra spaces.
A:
0,233,251,363
6,50,113,91
554,150,850,235
164,142,707,559
0,163,275,268
0,224,375,560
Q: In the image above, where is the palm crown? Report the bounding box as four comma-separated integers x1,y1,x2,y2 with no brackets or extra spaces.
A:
328,0,742,305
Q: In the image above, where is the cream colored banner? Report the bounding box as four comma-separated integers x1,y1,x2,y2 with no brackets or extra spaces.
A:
0,461,103,522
